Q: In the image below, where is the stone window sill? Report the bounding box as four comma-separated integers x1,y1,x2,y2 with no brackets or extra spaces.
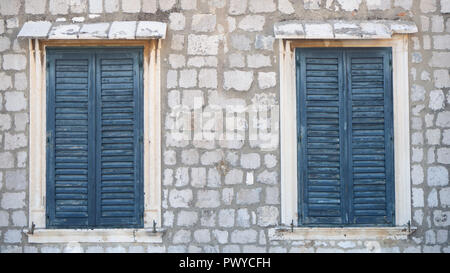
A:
23,228,165,243
268,226,416,241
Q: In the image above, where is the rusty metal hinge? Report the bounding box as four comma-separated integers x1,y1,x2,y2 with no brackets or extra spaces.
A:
152,220,157,233
27,222,36,235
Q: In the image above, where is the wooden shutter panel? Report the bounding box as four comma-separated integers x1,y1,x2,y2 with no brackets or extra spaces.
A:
297,49,346,225
296,48,394,226
346,49,395,225
47,49,143,228
95,51,143,227
46,52,95,227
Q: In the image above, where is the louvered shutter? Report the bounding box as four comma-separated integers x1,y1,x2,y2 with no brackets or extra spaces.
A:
296,48,394,226
46,52,94,227
297,49,346,225
95,51,143,227
346,49,394,225
46,49,143,228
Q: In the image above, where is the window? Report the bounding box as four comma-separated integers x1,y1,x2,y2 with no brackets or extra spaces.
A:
296,48,394,227
46,48,144,228
18,20,166,241
273,33,415,240
24,38,163,243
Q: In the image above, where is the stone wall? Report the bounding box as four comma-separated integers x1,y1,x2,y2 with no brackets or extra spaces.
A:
0,0,449,253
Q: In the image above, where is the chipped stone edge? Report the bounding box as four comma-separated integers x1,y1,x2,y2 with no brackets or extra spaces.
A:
136,21,167,39
23,228,165,243
268,226,417,241
273,20,418,39
17,21,53,38
17,21,167,40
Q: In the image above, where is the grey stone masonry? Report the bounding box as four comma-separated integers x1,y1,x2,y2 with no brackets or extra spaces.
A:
0,0,449,254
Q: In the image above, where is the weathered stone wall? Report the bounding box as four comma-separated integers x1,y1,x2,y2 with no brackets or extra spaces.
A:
0,0,449,253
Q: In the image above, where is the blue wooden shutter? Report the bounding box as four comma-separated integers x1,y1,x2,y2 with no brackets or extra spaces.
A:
46,52,95,227
95,51,143,227
296,48,394,226
346,49,395,225
47,48,143,228
297,49,346,225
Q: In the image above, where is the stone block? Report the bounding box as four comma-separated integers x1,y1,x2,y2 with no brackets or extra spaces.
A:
224,169,243,185
104,0,119,12
3,55,27,71
1,192,25,209
231,229,257,244
169,13,185,31
159,0,176,11
169,189,193,208
420,0,437,13
247,54,271,68
122,0,140,12
179,69,197,88
238,15,265,32
181,0,197,10
440,187,450,207
194,229,211,243
177,210,198,227
257,206,278,226
5,170,26,190
49,0,69,14
434,70,450,88
191,167,206,188
199,69,217,89
427,166,449,186
442,0,450,12
192,14,216,33
236,188,261,204
229,0,247,15
258,72,276,89
255,35,275,51
188,35,220,55
218,209,235,227
196,190,220,208
0,0,21,15
240,153,260,169
173,230,191,244
230,34,251,51
4,133,27,150
69,0,87,13
89,0,102,13
305,23,334,38
48,24,80,39
79,23,109,39
108,21,136,39
437,148,450,164
366,0,391,10
224,70,253,91
304,0,321,9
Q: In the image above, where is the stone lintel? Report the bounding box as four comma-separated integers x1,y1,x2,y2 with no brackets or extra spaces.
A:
18,21,167,40
274,20,418,39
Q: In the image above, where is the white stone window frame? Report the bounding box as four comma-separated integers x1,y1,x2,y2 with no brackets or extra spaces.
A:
25,38,163,243
274,33,416,241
